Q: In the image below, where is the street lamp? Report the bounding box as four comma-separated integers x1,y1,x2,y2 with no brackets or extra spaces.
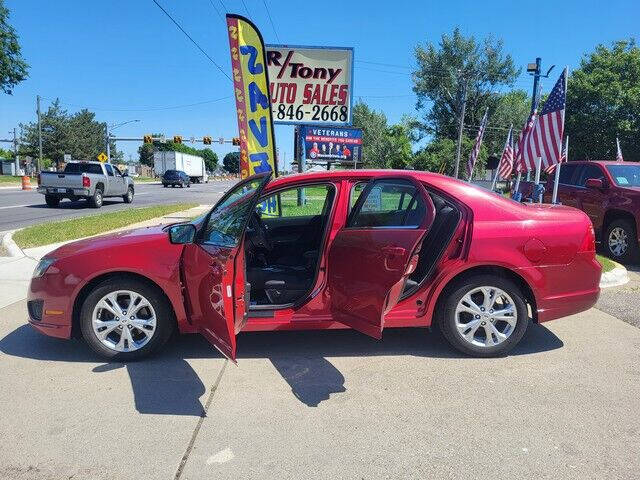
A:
105,119,140,163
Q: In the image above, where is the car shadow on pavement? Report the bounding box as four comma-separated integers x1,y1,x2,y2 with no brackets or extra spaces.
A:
26,200,122,209
0,322,563,412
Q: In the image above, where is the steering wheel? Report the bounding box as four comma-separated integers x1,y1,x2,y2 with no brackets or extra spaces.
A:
247,211,273,251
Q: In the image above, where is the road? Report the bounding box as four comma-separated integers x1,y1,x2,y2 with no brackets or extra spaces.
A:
0,180,236,230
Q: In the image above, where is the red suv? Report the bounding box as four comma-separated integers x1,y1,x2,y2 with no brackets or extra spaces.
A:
544,161,640,262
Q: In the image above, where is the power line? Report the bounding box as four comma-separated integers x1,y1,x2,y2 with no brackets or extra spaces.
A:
262,0,281,43
206,0,224,21
356,60,412,70
240,0,251,17
151,0,231,82
39,95,233,112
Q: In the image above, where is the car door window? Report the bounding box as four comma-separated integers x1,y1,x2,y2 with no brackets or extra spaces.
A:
201,175,270,247
558,164,578,185
113,166,122,177
348,179,426,228
104,164,114,177
577,164,605,187
259,184,332,218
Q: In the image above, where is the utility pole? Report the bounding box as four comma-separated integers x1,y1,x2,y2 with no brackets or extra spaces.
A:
37,95,43,174
13,128,19,175
529,57,542,115
453,77,468,179
105,124,111,163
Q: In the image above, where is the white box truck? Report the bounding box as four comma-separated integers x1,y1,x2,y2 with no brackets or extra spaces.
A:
153,151,209,183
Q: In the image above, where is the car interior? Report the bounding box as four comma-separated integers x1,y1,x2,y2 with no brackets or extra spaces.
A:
243,181,461,309
244,184,336,307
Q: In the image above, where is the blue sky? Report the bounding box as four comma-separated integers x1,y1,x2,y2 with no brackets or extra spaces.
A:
2,0,638,170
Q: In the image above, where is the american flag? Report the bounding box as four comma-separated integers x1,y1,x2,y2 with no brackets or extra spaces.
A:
522,68,567,171
616,137,624,162
513,100,539,174
545,135,568,174
466,108,488,180
498,126,514,179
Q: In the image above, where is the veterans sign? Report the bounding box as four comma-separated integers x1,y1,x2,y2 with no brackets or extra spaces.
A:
266,45,354,126
300,126,362,165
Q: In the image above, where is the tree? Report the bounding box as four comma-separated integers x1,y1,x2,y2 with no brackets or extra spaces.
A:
411,135,486,177
566,39,640,161
199,148,218,171
412,28,519,140
352,101,413,168
20,99,121,167
138,143,155,167
0,0,29,94
223,151,240,173
482,89,530,156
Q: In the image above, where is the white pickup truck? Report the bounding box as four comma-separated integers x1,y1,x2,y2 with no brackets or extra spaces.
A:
37,161,135,208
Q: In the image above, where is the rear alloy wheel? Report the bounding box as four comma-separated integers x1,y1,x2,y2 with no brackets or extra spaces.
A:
123,186,134,203
90,187,103,208
79,278,174,360
45,195,60,207
439,275,529,357
605,219,638,263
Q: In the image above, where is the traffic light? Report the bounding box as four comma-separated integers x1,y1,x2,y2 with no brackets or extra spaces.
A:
203,136,212,145
173,135,182,144
232,137,240,146
143,134,152,144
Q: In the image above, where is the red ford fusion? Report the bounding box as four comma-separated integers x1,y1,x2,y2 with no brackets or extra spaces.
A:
27,170,601,360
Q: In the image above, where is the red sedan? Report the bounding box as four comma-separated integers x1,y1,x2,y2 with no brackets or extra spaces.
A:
27,170,601,360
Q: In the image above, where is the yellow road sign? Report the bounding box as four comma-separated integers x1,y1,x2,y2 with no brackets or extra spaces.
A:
97,152,108,163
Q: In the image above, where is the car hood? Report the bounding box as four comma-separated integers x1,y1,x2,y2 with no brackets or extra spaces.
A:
49,225,170,260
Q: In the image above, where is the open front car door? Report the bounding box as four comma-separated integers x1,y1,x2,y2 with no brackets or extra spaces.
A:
181,173,271,361
327,177,435,338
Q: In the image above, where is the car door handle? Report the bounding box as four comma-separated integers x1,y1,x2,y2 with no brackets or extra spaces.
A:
382,246,406,257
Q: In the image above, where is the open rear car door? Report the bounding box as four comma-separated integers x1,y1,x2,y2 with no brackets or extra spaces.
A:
327,176,435,339
181,173,271,361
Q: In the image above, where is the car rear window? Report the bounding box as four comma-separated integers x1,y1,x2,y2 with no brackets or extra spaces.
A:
63,163,103,174
164,170,179,176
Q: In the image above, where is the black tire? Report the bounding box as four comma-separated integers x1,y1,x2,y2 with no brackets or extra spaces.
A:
163,183,167,188
79,278,175,361
45,195,60,207
604,219,638,263
186,182,191,188
89,186,103,208
438,274,529,357
122,186,134,204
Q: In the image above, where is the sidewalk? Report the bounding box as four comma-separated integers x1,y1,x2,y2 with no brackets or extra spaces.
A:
0,204,210,309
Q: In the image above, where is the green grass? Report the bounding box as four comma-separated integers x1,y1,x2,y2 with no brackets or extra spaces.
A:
13,203,198,249
597,254,617,273
0,175,22,185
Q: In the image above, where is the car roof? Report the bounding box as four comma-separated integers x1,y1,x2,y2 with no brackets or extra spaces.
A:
564,160,640,165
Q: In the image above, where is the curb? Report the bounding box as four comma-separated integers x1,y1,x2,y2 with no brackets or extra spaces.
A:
1,230,25,258
599,261,629,288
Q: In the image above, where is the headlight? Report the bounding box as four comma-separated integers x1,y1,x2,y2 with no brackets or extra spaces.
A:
32,257,56,278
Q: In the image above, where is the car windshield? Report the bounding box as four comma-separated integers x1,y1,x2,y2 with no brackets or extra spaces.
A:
606,164,640,187
63,163,103,174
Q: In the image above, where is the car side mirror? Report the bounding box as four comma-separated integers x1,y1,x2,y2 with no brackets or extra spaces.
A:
585,178,605,189
122,171,128,177
168,223,196,244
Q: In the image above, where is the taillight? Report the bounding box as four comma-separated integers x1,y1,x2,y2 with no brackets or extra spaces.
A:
82,175,91,188
580,224,596,252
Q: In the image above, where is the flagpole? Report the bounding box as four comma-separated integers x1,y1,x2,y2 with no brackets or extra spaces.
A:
552,135,568,204
491,124,512,192
513,171,521,197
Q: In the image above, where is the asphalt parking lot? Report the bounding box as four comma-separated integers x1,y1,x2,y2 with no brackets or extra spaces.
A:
1,298,639,480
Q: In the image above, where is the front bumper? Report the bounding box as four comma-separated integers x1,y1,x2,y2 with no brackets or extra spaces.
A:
27,274,74,339
37,186,90,197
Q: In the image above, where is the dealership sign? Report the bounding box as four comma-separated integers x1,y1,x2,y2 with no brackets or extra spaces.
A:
266,45,354,126
300,126,362,164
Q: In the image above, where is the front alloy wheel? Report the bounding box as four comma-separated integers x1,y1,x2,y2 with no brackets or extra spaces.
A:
605,219,638,263
91,290,157,352
439,275,529,357
79,278,174,360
